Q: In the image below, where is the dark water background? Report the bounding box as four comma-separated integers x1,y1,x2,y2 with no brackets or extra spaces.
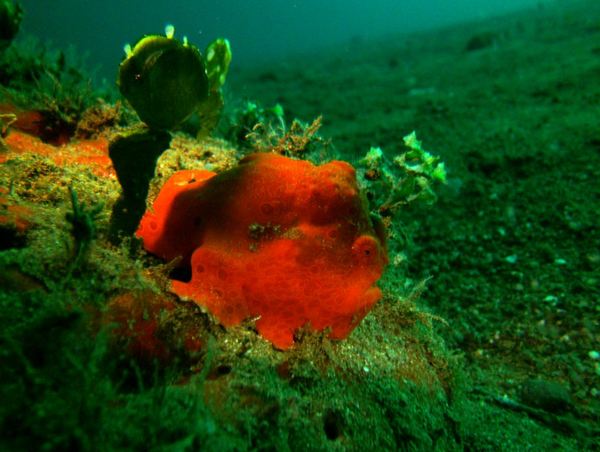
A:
20,0,541,81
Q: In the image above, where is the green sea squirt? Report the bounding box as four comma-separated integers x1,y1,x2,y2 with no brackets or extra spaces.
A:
118,25,209,130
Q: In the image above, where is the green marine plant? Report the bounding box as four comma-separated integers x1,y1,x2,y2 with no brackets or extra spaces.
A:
228,100,328,159
227,100,285,148
196,37,232,137
0,0,22,49
205,38,232,96
248,115,326,159
0,38,100,144
65,186,103,272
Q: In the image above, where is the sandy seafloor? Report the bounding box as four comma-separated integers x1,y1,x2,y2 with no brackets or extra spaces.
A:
0,0,599,450
233,0,600,441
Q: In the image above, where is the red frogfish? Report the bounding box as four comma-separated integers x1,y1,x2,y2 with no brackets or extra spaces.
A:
136,153,387,348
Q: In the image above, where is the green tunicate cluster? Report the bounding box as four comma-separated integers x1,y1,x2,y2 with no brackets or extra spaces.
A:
358,131,447,215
